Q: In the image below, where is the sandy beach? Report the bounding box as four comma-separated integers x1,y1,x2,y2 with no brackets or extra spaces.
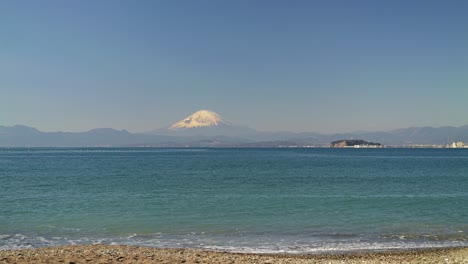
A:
1,245,468,264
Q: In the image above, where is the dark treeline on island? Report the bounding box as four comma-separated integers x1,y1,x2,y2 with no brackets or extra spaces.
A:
330,139,382,148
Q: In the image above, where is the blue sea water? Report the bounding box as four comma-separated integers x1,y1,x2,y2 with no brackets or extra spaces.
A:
1,148,467,253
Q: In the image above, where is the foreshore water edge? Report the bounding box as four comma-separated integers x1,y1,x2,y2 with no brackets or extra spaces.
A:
1,245,468,264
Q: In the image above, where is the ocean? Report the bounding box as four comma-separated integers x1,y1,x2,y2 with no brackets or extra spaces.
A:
1,148,467,253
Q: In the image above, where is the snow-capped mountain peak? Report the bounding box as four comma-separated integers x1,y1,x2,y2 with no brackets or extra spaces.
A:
169,110,229,130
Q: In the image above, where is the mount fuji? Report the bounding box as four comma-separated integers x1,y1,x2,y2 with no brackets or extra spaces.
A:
153,110,257,138
169,110,230,130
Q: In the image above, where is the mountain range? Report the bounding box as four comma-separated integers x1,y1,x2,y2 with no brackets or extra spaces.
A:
1,110,467,147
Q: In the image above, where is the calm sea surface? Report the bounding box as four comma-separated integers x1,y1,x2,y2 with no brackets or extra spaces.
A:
1,148,467,253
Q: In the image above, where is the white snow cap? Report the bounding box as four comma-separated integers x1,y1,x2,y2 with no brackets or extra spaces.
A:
169,110,229,129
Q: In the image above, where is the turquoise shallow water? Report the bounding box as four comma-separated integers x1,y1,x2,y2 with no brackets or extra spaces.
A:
1,148,468,253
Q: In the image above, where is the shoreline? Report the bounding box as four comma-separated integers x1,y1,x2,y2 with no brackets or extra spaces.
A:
1,245,468,263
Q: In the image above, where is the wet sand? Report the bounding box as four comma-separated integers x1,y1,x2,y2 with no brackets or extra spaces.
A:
1,245,468,263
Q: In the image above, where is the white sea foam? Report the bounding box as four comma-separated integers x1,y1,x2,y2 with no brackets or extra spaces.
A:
1,233,467,253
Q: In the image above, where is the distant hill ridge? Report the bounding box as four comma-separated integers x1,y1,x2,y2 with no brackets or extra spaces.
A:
1,113,468,147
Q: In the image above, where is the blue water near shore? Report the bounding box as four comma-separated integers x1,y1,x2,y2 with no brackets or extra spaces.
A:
1,148,468,253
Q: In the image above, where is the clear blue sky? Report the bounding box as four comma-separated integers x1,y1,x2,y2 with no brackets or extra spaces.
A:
1,0,467,133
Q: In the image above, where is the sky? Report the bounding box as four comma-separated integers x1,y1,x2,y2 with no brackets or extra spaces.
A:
1,0,467,134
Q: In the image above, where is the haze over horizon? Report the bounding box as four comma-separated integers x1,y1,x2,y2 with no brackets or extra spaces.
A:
1,1,467,134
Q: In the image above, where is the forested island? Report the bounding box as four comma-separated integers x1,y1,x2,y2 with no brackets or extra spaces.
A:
330,139,382,148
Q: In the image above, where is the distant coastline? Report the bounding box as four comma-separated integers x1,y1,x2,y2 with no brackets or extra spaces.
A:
1,124,468,148
1,144,467,149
